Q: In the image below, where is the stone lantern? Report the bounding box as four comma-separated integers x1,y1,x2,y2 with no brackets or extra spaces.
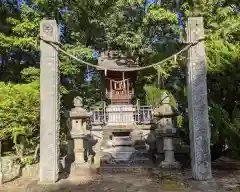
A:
69,96,92,170
153,92,180,168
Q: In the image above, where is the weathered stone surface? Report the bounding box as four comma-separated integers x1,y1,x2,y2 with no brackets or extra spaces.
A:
22,164,39,177
130,129,143,141
112,136,133,146
187,17,212,180
103,146,136,160
40,19,60,183
159,137,181,169
0,156,20,183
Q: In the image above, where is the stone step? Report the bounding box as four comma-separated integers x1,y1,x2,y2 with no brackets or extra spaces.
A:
101,152,136,162
98,164,156,173
101,156,152,166
105,154,150,161
114,152,135,160
102,159,152,165
112,136,132,146
101,146,152,166
105,139,147,148
102,147,149,159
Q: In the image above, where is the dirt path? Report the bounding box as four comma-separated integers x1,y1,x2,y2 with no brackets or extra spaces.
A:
0,176,34,192
66,173,187,192
0,167,240,191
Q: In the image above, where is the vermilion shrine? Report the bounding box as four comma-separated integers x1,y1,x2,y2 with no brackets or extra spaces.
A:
39,17,212,184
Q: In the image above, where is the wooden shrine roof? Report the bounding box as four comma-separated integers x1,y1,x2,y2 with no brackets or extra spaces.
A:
97,51,138,71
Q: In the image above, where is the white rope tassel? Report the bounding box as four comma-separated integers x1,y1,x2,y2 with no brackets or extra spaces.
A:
104,69,107,76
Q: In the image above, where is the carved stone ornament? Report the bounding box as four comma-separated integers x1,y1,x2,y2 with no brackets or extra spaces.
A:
43,23,53,37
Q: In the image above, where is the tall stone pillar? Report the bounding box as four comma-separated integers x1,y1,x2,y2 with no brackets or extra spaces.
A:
39,19,60,183
187,17,212,180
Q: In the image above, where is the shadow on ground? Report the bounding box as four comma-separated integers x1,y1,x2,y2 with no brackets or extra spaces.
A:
16,156,240,192
25,167,240,192
26,170,188,192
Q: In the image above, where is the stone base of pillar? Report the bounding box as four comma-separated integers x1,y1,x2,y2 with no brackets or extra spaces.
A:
159,160,181,169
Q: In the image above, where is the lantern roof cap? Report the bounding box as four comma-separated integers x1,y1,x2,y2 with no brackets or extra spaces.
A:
70,97,92,118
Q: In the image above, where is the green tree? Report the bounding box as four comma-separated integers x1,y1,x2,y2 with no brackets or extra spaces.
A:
0,0,239,162
0,80,40,159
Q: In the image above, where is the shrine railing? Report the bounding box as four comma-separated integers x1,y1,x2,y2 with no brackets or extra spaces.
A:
90,105,153,126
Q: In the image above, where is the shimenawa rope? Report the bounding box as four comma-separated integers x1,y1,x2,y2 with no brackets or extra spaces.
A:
39,36,205,72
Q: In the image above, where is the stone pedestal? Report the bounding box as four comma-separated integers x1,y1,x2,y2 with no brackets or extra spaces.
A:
72,137,85,165
160,137,180,168
70,136,90,174
154,92,180,169
69,97,92,174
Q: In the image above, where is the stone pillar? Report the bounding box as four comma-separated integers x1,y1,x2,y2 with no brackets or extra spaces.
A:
69,97,92,172
187,17,212,180
154,93,180,168
39,19,60,183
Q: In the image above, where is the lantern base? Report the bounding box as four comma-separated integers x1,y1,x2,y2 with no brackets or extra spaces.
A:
70,162,94,177
159,160,181,169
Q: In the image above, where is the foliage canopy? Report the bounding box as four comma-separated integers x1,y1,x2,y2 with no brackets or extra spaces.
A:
0,0,239,161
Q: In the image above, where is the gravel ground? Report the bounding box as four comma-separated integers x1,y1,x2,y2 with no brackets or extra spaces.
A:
1,157,240,192
0,169,239,192
26,171,189,192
